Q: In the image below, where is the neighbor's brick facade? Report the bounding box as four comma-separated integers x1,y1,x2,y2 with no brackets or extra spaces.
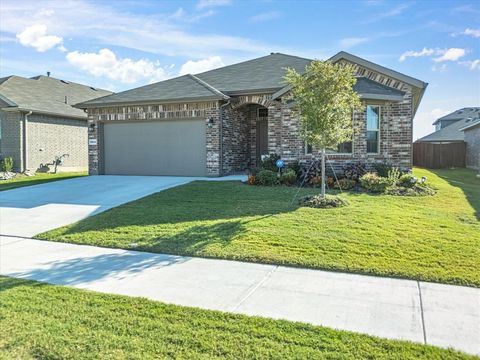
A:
464,126,480,169
0,110,88,172
85,63,415,176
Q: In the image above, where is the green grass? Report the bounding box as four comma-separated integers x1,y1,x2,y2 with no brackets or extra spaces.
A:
0,172,86,191
38,168,480,287
0,276,474,359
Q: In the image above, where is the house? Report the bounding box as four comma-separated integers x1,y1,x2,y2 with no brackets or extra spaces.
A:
76,52,427,177
460,119,480,169
0,75,111,172
415,107,480,169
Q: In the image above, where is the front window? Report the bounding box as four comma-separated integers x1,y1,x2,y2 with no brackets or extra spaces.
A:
305,142,313,154
367,105,380,153
336,141,352,153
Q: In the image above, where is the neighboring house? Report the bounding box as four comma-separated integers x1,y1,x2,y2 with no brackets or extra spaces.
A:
0,75,111,172
416,107,480,169
460,119,480,169
77,52,427,177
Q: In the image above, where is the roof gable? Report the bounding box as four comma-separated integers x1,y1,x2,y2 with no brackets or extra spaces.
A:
432,107,480,125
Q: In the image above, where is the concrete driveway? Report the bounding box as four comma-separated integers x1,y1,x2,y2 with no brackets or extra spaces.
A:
0,175,245,237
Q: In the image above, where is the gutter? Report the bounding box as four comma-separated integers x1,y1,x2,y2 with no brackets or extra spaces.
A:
22,110,32,172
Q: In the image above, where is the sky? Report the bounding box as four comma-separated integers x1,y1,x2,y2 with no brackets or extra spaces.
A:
0,0,479,140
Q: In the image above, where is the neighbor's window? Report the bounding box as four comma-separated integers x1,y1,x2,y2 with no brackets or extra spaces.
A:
367,105,380,153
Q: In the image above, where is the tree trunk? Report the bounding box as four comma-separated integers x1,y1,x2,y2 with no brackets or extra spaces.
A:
321,148,326,198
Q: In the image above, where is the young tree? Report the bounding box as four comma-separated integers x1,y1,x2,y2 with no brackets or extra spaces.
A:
285,60,361,198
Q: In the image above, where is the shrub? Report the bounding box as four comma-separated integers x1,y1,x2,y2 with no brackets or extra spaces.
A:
280,169,297,186
309,175,322,187
360,172,390,193
299,194,349,209
299,160,322,184
398,173,417,188
247,174,257,185
387,167,402,185
343,162,366,180
327,176,334,187
286,161,301,176
1,157,14,172
374,162,394,178
333,178,356,190
385,183,435,196
257,169,279,186
260,154,281,172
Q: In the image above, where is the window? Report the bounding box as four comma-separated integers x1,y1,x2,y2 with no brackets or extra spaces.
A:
337,141,352,153
367,105,380,153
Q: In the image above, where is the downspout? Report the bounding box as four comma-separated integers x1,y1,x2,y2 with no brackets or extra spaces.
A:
22,111,32,172
219,100,231,176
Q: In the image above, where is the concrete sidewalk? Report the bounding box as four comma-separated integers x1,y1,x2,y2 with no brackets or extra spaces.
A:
1,236,478,355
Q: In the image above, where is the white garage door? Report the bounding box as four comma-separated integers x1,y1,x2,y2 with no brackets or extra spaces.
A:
103,119,206,176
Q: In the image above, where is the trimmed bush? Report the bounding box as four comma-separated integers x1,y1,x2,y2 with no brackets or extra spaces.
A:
360,172,390,193
286,161,301,176
374,162,394,178
1,157,14,172
280,169,297,186
299,194,349,209
247,174,257,185
257,170,279,186
260,154,281,172
333,178,356,190
398,173,417,188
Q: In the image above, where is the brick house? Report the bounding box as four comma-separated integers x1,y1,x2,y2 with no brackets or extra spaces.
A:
77,52,427,176
460,119,480,170
0,75,111,172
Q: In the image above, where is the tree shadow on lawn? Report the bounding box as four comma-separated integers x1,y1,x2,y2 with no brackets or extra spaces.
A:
429,168,480,220
46,182,305,237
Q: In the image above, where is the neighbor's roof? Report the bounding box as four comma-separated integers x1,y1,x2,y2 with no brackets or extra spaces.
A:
432,107,480,125
0,75,112,119
416,115,480,142
77,52,425,108
460,118,480,132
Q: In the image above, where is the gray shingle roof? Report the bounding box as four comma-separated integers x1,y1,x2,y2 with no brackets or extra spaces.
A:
0,75,111,118
416,115,480,142
432,107,480,125
79,74,228,107
77,52,421,108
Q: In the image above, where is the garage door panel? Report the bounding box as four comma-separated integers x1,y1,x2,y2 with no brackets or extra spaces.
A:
103,119,206,176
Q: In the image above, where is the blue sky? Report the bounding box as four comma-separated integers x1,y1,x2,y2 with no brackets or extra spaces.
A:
0,0,479,139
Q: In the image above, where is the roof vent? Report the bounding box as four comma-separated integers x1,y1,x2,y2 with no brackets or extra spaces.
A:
90,86,97,91
60,80,69,84
457,110,464,114
47,71,51,77
466,117,472,122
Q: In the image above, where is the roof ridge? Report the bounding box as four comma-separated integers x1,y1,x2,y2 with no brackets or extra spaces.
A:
187,74,229,100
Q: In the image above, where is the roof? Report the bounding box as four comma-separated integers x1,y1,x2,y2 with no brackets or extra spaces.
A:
432,107,480,125
78,74,229,107
78,52,425,108
460,118,480,132
416,115,480,142
0,75,112,119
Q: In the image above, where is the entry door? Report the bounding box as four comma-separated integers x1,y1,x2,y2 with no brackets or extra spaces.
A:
256,118,268,164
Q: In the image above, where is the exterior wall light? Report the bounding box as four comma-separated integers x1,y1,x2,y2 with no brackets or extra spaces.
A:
207,117,214,128
89,123,96,132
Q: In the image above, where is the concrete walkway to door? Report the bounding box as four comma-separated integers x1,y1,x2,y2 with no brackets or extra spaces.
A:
0,175,246,237
1,236,478,356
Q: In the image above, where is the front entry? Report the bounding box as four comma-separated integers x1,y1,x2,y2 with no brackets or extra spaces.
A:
256,109,269,164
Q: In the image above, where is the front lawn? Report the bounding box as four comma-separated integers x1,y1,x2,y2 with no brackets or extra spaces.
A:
0,276,472,359
0,172,87,191
38,168,480,287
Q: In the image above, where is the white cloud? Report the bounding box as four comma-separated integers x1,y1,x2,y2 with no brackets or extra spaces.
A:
459,59,480,70
196,0,231,9
399,47,440,61
339,37,369,49
16,24,63,52
250,11,282,22
431,63,447,72
463,28,480,38
399,47,466,63
433,48,466,62
179,56,225,75
66,49,171,83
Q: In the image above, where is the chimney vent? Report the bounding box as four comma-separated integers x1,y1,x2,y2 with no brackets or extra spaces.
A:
47,71,51,77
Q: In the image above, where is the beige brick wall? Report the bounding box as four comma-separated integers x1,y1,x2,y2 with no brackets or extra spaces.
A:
0,110,23,171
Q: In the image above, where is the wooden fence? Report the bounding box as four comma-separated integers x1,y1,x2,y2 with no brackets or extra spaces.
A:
413,141,466,168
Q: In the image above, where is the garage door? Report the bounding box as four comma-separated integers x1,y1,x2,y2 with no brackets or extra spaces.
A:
103,119,206,176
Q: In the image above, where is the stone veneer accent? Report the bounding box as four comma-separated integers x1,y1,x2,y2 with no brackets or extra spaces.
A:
85,66,415,175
